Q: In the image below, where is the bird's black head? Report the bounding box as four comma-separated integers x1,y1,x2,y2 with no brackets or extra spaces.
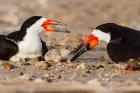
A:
20,16,42,31
20,16,70,33
70,23,119,61
95,23,119,33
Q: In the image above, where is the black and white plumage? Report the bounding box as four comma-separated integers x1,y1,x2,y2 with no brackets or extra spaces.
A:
0,35,18,60
71,23,140,70
0,16,68,61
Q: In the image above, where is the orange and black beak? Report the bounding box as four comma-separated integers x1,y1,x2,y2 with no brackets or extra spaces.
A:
42,20,70,33
70,34,99,61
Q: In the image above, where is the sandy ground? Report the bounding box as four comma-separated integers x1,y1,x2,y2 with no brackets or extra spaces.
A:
0,0,140,93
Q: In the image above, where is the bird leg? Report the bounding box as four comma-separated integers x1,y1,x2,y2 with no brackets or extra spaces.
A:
113,62,135,73
125,66,135,71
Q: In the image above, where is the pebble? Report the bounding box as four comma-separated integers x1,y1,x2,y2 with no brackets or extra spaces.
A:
43,74,53,82
19,73,32,80
2,63,14,71
45,49,62,62
60,48,71,60
75,63,87,76
34,61,48,70
34,78,44,83
45,48,72,62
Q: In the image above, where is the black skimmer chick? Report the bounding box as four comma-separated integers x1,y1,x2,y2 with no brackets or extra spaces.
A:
0,16,69,61
71,23,140,71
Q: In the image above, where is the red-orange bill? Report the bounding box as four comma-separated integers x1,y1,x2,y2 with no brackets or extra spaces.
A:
42,20,67,26
42,20,70,33
70,34,99,61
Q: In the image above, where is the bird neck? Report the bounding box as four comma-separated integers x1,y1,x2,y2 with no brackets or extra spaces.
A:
92,29,111,43
20,28,41,44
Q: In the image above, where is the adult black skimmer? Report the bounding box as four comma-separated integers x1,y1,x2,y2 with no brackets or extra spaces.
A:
0,16,69,61
71,23,140,70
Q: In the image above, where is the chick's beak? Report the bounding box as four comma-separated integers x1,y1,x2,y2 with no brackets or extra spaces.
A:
70,34,99,61
42,20,70,33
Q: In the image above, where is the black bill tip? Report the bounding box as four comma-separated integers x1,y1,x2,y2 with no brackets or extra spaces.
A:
55,21,68,26
54,27,71,33
70,43,90,62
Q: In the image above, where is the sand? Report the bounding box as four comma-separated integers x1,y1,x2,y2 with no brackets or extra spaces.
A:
0,0,140,93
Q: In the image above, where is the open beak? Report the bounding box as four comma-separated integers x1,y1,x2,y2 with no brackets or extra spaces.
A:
70,34,99,61
42,20,70,33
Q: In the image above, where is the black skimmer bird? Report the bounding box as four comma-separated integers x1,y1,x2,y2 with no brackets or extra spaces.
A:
71,23,140,71
0,16,69,61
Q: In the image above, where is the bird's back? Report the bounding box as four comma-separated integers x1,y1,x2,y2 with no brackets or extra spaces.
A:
0,35,18,60
107,28,140,63
7,31,26,42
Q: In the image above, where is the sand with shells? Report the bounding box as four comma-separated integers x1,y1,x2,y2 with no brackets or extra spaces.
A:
0,0,140,93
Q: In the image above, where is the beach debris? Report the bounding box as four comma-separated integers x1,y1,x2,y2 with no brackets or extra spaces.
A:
2,63,14,71
34,61,49,70
45,48,72,62
34,78,44,83
75,63,87,76
19,73,32,80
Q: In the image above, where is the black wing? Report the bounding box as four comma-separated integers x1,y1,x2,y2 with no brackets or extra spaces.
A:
41,40,48,58
111,27,140,46
0,35,18,60
6,31,26,42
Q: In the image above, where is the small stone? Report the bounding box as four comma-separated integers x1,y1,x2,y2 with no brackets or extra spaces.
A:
34,78,44,83
45,49,62,62
96,64,104,69
20,72,24,75
56,74,62,79
44,74,50,77
43,74,53,82
2,63,14,71
43,77,52,82
19,73,32,80
34,61,48,70
86,69,91,73
67,60,71,62
75,63,87,76
60,48,71,60
16,61,30,70
45,48,72,62
114,63,128,70
45,78,52,82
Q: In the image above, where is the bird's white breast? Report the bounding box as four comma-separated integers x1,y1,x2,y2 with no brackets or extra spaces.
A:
10,31,42,61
